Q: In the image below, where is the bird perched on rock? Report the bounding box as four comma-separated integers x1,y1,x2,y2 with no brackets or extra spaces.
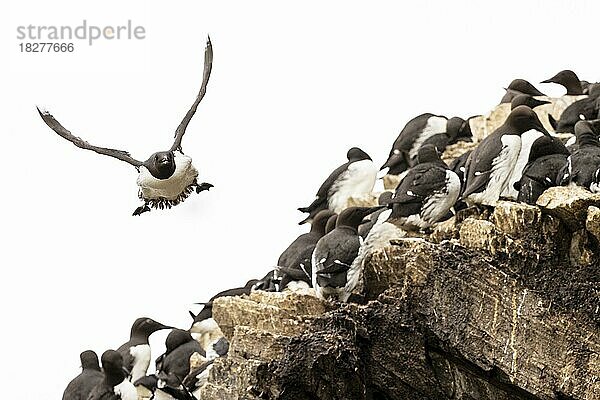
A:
510,94,550,110
358,192,394,238
500,78,546,103
565,119,600,150
278,210,336,269
155,329,207,392
515,135,570,204
37,37,214,216
62,350,104,400
462,106,550,206
87,350,138,400
312,206,385,301
116,317,173,382
558,121,600,192
387,145,460,230
541,70,584,95
548,85,600,133
298,147,377,223
380,114,472,175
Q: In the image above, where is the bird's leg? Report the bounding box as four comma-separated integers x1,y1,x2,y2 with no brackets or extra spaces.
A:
196,182,214,193
132,202,151,216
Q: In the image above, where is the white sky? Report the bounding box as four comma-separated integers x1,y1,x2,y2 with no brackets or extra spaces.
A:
1,0,597,398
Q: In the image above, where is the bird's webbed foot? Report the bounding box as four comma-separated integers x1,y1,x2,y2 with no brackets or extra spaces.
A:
132,203,151,216
196,182,214,193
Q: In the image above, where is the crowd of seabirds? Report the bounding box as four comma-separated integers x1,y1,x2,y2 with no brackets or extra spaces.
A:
38,39,600,399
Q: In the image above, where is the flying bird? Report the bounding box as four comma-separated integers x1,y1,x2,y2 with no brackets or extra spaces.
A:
37,37,214,216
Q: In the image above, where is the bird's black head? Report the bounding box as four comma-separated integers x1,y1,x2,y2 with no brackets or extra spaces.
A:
164,329,194,353
416,144,442,164
528,136,569,162
130,317,173,341
311,210,337,235
325,214,338,234
378,191,394,206
507,79,545,96
145,151,176,180
347,147,372,162
505,105,549,136
80,350,101,371
336,206,386,230
541,70,583,95
100,350,127,385
446,117,472,141
510,94,550,111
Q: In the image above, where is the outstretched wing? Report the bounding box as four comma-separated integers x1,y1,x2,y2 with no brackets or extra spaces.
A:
171,36,214,152
37,107,143,167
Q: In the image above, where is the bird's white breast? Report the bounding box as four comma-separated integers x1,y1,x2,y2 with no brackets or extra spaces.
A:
420,170,461,226
468,135,521,206
114,379,138,400
503,129,545,200
137,152,199,200
129,344,151,383
408,116,448,161
328,159,378,213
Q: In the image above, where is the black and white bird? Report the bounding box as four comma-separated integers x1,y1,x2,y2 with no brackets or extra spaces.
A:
116,317,173,382
387,145,460,230
358,192,394,238
500,79,546,103
565,119,600,150
449,150,472,191
87,350,138,400
62,350,104,400
278,210,336,269
155,329,207,393
515,135,570,204
462,106,549,205
312,206,385,301
298,147,377,224
548,85,600,133
541,70,584,95
380,114,472,175
558,121,600,192
37,38,214,216
510,94,550,110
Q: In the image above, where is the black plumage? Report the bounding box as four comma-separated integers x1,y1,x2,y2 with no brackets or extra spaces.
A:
278,210,335,268
388,145,460,230
500,79,546,103
191,280,258,324
515,136,570,204
548,93,600,133
541,70,584,95
156,330,206,389
510,94,550,110
558,121,600,192
62,351,103,400
312,206,385,301
87,350,137,400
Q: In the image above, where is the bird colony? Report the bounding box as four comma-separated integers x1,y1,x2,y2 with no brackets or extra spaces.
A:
44,40,600,400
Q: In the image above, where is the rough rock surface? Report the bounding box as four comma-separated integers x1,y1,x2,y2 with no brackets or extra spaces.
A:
198,187,600,400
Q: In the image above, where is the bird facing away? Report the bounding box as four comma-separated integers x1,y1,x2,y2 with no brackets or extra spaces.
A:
312,205,385,301
388,145,460,230
155,329,206,390
515,135,569,204
37,37,214,216
462,106,549,206
298,147,377,224
558,121,600,192
116,317,173,382
541,70,584,95
87,350,138,400
62,350,103,400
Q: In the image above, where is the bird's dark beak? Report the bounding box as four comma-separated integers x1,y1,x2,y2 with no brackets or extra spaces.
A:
364,205,386,216
381,153,402,170
540,79,553,84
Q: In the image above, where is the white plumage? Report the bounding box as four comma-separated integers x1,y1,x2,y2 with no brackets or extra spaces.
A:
128,344,151,383
137,151,199,201
328,159,378,213
408,116,448,160
113,379,138,400
502,129,545,200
